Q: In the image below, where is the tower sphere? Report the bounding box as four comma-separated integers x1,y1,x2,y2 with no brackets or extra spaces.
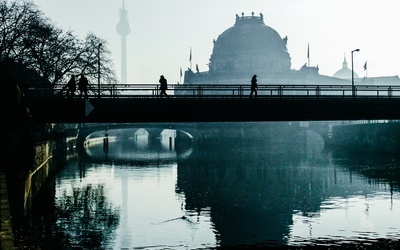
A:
116,6,131,36
116,20,131,36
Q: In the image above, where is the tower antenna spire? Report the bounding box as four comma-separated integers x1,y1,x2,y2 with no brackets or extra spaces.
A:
116,0,131,84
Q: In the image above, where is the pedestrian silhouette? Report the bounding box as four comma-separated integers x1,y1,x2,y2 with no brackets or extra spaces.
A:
250,75,258,99
159,75,169,98
78,73,89,98
66,75,76,97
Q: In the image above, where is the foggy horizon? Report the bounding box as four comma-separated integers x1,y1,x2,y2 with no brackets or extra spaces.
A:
33,0,400,84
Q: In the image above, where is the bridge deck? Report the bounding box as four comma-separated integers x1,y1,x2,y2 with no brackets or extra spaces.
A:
21,83,400,123
24,95,400,123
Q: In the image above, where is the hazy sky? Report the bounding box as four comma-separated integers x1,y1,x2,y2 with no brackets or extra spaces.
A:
33,0,400,84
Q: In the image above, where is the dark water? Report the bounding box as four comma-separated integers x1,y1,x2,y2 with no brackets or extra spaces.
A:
16,124,400,249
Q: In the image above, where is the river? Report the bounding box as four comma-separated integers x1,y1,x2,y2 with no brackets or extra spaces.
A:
14,122,400,249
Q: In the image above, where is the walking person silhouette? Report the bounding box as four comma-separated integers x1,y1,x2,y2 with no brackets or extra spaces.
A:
250,75,258,99
159,75,169,98
78,73,89,98
66,75,76,97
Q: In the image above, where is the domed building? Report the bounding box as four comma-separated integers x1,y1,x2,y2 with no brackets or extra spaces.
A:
332,55,400,87
333,55,359,80
183,12,349,86
209,12,291,75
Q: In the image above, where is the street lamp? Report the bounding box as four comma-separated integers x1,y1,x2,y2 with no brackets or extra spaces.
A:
98,43,102,96
351,48,360,97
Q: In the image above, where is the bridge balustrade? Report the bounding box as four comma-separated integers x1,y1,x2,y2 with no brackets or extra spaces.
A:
23,83,400,100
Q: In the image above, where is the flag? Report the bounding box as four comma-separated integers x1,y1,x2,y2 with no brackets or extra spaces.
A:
363,61,367,71
189,47,192,62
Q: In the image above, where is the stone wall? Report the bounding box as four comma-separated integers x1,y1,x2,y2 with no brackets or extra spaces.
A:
22,138,67,214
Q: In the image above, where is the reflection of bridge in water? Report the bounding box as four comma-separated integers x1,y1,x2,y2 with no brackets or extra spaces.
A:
82,134,194,164
76,119,400,157
75,122,334,152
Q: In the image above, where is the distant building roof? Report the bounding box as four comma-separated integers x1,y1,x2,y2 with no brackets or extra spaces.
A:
360,75,400,85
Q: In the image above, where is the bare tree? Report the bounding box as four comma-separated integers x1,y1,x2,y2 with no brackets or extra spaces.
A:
78,33,118,88
0,0,117,87
0,0,41,61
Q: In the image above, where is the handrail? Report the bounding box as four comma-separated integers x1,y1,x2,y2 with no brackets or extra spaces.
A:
22,83,400,99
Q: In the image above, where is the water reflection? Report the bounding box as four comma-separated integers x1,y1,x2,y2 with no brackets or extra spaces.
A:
83,128,192,164
20,167,120,249
176,135,400,248
54,183,120,249
23,125,400,249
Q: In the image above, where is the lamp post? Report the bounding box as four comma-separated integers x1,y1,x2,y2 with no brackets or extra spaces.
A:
98,43,102,96
351,48,360,97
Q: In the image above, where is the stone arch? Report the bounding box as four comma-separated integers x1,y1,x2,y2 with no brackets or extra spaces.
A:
77,123,197,148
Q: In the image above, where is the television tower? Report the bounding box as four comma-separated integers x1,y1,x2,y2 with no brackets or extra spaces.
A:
116,0,131,84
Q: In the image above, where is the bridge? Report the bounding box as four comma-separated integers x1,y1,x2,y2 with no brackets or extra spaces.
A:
74,121,333,150
22,83,400,123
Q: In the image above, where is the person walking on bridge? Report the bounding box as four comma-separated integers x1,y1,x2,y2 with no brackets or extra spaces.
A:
78,73,89,98
66,75,76,97
159,75,169,98
250,75,258,99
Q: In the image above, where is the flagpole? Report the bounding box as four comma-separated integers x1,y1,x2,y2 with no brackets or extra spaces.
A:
180,67,182,84
364,61,368,78
189,47,192,70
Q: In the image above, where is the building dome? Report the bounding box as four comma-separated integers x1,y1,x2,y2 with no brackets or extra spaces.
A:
209,12,291,75
333,55,358,79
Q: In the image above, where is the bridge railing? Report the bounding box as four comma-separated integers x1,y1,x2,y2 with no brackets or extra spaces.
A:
23,83,400,99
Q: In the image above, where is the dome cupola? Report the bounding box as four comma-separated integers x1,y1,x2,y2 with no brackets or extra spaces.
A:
209,12,291,74
333,54,359,79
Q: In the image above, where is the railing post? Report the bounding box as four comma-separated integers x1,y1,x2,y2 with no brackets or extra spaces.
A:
197,85,202,99
388,86,392,98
